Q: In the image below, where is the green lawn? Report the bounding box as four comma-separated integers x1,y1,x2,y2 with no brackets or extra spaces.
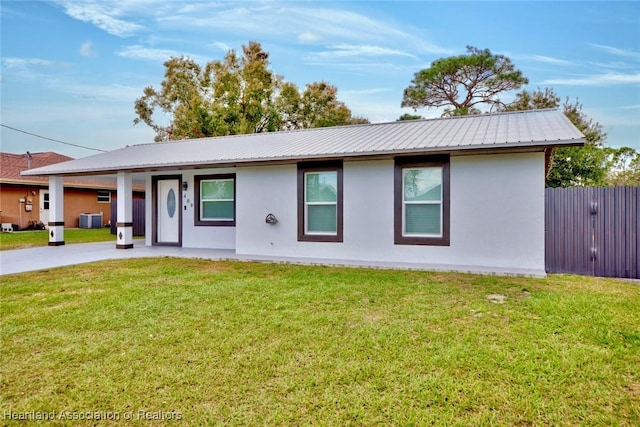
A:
0,228,130,250
1,259,638,426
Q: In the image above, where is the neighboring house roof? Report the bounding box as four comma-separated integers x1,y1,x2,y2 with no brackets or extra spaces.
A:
2,152,72,183
1,151,133,189
23,109,584,177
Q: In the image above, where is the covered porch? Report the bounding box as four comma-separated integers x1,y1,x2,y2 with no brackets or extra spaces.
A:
44,171,146,249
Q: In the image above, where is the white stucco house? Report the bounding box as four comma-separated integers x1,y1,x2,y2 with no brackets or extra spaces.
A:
23,109,584,276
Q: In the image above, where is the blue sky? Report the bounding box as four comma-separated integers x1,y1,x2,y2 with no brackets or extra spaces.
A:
1,1,639,159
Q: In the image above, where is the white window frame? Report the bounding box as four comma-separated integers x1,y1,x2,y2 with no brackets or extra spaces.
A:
194,173,236,227
199,178,235,222
402,167,443,238
304,171,338,236
394,156,450,247
297,161,343,243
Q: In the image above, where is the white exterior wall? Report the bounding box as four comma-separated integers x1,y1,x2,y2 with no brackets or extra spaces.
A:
142,152,545,275
234,152,546,275
145,168,236,249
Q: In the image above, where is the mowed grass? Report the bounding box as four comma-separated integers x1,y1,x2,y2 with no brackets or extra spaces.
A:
1,259,638,426
0,228,128,250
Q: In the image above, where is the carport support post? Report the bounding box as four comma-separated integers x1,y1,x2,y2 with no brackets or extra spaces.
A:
116,172,134,249
48,176,65,246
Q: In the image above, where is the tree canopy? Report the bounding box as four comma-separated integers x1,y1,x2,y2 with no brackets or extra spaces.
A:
134,41,367,141
401,46,528,116
397,113,423,121
606,146,640,186
503,87,638,187
401,45,636,187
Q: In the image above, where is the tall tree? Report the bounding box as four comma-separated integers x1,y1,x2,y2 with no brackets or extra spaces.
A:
134,56,207,141
503,87,609,187
504,87,559,111
134,41,364,141
275,81,369,130
606,147,640,186
301,82,354,128
401,46,528,116
397,113,423,121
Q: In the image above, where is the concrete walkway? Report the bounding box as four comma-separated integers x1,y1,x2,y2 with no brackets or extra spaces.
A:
0,241,546,277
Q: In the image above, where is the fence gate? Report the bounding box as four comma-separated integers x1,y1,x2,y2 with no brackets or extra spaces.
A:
545,187,640,279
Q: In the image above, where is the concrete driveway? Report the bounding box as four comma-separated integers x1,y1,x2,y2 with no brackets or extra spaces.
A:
0,242,236,276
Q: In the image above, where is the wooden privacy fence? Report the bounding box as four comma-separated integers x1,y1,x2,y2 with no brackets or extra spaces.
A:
545,186,640,279
110,199,146,237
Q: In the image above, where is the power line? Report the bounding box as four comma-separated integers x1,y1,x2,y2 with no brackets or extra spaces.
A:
1,124,108,153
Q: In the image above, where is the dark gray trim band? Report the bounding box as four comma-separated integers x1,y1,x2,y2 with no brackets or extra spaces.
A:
48,221,65,226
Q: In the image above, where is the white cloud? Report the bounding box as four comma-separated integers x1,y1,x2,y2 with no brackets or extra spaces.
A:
580,106,640,130
80,41,96,57
588,61,638,71
64,82,143,103
210,41,231,53
304,58,423,75
298,32,320,43
55,0,145,37
155,3,450,56
50,1,451,74
1,100,156,156
2,57,62,68
116,45,196,62
341,88,392,96
1,57,70,85
541,72,640,86
175,3,203,14
617,104,640,110
519,54,573,66
589,44,640,61
308,44,420,61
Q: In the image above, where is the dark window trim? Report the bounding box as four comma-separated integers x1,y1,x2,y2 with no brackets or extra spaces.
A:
297,161,343,243
394,155,450,246
194,173,236,227
151,174,183,247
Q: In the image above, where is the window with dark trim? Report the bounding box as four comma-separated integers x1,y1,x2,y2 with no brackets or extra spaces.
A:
394,155,450,246
194,174,236,226
97,190,111,203
297,161,343,242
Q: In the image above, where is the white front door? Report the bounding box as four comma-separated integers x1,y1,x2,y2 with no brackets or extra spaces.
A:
39,190,50,227
156,178,181,245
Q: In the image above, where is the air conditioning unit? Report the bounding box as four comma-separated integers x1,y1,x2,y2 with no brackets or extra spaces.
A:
79,213,103,229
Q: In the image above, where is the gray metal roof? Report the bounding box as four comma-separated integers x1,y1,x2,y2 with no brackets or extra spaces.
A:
23,109,584,176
